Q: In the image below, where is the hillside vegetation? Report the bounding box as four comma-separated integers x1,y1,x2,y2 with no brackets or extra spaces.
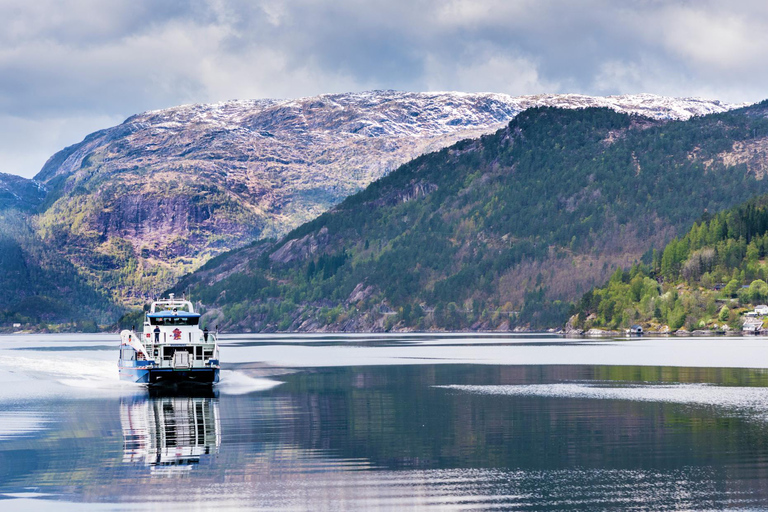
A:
574,194,768,332
170,103,768,332
0,209,121,329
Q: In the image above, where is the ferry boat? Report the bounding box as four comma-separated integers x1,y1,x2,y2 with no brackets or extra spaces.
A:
119,294,220,384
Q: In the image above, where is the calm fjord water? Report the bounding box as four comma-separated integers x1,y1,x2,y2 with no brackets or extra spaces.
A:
3,334,768,510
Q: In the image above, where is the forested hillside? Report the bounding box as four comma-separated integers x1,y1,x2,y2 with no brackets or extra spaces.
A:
29,91,740,307
0,209,121,329
3,92,741,331
170,102,768,332
574,194,768,332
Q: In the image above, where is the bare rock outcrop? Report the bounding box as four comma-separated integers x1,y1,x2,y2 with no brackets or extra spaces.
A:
269,227,330,264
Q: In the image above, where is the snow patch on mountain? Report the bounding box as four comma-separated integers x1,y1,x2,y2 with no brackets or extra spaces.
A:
38,90,743,184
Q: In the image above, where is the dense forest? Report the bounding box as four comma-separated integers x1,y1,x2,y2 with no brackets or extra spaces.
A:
574,194,768,332
169,102,768,332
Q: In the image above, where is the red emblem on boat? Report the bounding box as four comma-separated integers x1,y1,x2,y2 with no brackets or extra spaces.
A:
173,328,182,340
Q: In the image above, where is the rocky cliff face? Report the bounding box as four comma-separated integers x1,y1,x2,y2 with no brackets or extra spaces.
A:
31,90,744,305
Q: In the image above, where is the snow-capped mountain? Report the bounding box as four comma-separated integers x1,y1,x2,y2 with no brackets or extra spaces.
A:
38,91,742,185
30,90,745,304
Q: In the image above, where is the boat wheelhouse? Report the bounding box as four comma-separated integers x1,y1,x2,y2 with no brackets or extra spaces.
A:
119,294,220,384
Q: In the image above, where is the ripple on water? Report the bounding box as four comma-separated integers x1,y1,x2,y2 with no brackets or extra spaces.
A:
48,466,750,511
437,382,768,421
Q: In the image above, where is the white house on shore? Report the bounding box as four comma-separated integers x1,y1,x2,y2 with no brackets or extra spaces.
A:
745,305,768,317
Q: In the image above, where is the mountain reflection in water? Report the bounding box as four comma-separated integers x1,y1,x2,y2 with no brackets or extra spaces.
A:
6,335,768,510
120,391,220,473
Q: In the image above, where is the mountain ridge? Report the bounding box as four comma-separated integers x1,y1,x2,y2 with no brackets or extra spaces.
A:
169,102,768,332
2,90,748,313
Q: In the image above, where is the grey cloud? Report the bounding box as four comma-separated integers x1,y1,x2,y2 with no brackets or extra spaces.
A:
0,1,205,47
2,0,768,177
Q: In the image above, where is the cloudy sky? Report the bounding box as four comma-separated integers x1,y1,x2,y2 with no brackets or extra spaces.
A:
3,0,768,178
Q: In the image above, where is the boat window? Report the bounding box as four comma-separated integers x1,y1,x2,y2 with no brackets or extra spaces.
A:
149,316,199,326
155,305,192,313
121,348,136,361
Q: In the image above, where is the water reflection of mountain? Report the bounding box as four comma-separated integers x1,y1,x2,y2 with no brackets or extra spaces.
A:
120,393,220,474
273,365,768,473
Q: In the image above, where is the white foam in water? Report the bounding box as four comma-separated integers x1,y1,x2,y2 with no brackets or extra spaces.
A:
216,370,283,395
0,354,140,399
438,383,768,420
0,354,115,379
0,352,282,398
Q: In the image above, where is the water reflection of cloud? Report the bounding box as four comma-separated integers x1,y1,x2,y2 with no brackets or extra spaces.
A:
0,410,52,440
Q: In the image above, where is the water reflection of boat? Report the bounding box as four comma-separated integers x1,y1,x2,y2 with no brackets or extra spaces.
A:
121,393,220,474
119,294,220,384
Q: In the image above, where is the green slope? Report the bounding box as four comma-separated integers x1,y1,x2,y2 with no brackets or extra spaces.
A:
573,193,768,332
170,102,768,332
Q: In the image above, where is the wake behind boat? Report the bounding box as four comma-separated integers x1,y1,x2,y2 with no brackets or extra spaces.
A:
119,294,220,384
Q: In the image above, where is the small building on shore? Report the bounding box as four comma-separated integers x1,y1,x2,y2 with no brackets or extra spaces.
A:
743,318,763,334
